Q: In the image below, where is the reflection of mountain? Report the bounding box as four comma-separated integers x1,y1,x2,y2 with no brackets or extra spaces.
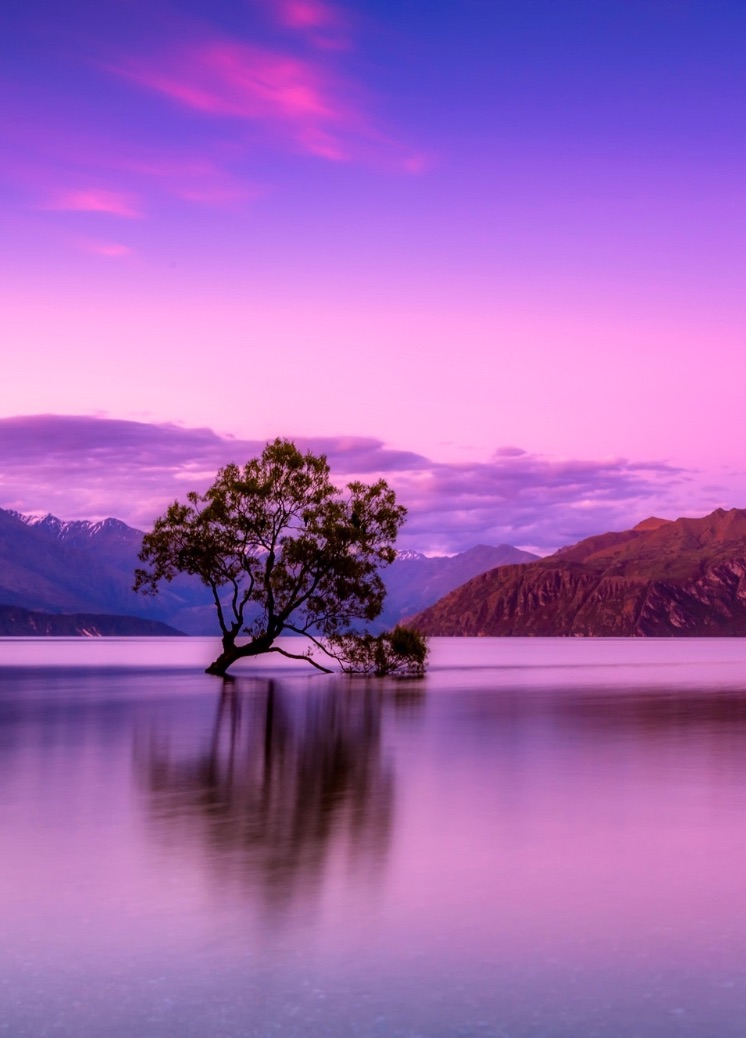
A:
135,679,398,916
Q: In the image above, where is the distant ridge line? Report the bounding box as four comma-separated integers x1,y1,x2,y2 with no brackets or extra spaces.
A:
411,507,746,638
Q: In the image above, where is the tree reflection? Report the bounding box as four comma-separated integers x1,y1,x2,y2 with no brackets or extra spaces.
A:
135,678,396,917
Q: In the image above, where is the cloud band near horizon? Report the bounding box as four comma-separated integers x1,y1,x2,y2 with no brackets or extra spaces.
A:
0,414,709,554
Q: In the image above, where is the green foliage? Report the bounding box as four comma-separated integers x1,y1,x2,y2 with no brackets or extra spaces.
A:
134,438,410,676
332,625,430,677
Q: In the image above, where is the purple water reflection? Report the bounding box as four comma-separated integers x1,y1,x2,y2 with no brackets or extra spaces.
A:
1,640,746,1035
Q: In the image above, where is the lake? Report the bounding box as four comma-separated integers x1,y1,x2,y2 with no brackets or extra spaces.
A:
2,637,746,1036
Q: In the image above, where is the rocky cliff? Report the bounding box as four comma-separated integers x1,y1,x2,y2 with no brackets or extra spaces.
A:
411,508,746,637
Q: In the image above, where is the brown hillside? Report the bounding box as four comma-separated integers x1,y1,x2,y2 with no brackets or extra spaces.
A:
412,508,746,637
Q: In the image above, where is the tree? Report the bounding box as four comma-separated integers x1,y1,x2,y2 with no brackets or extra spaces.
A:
331,625,429,677
134,438,413,676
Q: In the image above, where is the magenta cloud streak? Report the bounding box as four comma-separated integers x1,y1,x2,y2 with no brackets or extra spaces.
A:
5,0,419,233
113,37,366,162
273,0,352,50
82,241,133,258
0,416,690,554
44,188,143,219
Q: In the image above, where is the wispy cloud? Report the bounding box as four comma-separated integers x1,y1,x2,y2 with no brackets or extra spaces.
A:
110,30,415,167
43,188,143,218
272,0,352,50
124,155,264,207
112,39,359,161
82,240,133,258
0,415,702,554
5,1,421,235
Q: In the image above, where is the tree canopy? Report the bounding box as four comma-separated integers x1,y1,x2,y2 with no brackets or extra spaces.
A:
134,438,426,676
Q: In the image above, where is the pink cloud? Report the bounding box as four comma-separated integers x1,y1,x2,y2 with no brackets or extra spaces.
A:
125,155,264,207
0,415,695,554
273,0,351,50
45,188,143,218
5,97,263,213
402,153,435,176
121,40,344,124
111,37,402,164
83,241,133,258
279,0,336,30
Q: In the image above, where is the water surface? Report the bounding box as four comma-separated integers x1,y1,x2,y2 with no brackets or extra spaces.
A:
2,638,746,1036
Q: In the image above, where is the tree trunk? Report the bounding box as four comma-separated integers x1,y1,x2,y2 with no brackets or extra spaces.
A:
205,634,272,676
205,653,237,676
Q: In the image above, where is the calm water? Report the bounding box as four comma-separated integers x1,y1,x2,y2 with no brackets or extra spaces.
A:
3,638,746,1037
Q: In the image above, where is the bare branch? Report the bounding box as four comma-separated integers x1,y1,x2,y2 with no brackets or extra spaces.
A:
282,624,343,660
265,646,333,673
210,581,229,637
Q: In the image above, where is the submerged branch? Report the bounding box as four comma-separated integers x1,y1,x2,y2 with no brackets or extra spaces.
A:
265,645,333,673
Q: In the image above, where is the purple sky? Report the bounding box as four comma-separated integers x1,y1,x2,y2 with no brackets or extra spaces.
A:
3,1,746,552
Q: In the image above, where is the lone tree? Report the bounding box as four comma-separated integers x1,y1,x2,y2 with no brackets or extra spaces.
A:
134,438,425,676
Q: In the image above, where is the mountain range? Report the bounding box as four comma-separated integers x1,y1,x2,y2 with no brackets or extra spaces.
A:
0,509,211,631
0,605,181,637
0,507,537,635
8,503,746,639
374,544,538,629
411,507,746,637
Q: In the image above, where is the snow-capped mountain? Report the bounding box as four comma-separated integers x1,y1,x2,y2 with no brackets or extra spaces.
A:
376,543,539,629
0,507,538,635
14,512,140,547
0,507,212,628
